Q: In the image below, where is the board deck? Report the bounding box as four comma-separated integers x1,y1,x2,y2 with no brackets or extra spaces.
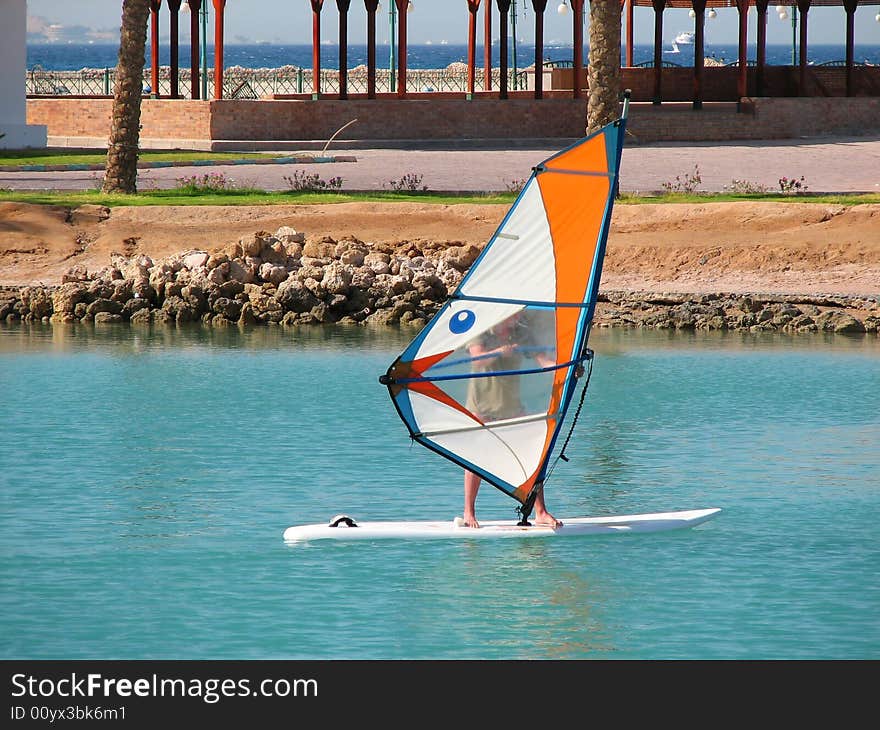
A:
282,507,721,543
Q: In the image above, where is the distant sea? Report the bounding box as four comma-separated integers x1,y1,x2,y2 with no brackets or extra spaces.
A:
27,42,880,72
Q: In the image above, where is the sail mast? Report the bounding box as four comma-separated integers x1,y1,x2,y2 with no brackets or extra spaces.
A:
517,90,631,524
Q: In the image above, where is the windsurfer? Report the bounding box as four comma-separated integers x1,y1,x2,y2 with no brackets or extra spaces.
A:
462,312,562,529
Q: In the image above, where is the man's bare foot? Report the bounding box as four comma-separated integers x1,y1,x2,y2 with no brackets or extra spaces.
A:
462,513,480,528
534,510,563,528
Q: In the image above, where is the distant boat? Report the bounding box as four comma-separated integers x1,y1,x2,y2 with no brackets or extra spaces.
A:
665,41,681,54
674,32,695,45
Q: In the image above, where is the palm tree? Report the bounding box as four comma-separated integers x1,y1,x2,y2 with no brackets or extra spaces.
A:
103,0,151,193
586,0,622,134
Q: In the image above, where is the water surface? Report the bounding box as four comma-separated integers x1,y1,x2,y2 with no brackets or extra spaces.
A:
1,324,877,659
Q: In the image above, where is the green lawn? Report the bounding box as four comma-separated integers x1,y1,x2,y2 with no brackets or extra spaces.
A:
0,149,284,167
0,188,519,207
0,188,876,208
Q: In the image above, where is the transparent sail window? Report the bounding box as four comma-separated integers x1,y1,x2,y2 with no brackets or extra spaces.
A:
420,306,561,426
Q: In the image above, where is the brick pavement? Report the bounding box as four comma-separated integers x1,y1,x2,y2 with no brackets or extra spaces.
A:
1,136,878,194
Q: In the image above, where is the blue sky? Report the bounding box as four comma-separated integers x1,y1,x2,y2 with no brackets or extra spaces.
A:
27,0,880,46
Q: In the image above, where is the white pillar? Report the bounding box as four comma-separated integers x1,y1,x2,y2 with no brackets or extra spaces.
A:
0,0,47,149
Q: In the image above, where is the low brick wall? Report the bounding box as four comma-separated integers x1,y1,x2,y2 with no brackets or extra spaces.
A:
28,98,212,143
208,97,587,141
625,97,880,143
28,95,880,148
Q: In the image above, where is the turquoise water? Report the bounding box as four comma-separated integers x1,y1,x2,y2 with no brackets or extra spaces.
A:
1,324,878,660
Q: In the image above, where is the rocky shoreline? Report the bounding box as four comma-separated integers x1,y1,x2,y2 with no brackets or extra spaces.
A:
1,226,878,334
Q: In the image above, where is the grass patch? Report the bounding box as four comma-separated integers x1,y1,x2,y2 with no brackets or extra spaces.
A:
0,188,518,207
616,192,880,206
0,148,281,167
0,188,876,208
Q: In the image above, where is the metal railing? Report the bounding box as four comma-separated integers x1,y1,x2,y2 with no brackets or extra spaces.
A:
26,67,523,97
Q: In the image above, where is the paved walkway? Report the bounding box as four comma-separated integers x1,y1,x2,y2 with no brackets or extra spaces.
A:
1,136,878,194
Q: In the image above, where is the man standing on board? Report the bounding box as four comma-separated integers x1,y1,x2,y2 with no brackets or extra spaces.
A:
461,311,562,529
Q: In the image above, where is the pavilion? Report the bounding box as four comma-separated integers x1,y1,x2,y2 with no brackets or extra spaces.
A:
146,1,878,104
25,1,880,149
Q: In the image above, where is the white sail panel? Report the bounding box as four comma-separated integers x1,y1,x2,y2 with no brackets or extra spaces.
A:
407,390,481,435
431,418,550,488
459,178,556,303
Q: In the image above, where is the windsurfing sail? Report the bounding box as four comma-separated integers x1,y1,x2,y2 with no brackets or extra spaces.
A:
379,92,630,524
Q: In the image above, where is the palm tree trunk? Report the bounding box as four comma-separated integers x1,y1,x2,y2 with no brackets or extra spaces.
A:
103,0,151,194
587,0,622,134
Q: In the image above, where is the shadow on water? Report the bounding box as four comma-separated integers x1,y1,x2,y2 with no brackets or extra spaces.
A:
0,321,417,356
2,321,877,357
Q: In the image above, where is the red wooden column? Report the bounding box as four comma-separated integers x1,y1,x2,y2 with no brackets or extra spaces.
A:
571,0,584,99
484,0,492,90
692,0,706,109
651,0,666,104
149,1,161,98
187,0,201,99
625,0,634,67
364,0,379,98
395,0,409,98
336,0,351,99
843,0,858,97
797,0,811,95
496,0,511,99
310,0,324,98
531,0,548,99
212,0,226,99
755,0,769,97
467,1,481,98
168,0,181,98
736,0,749,103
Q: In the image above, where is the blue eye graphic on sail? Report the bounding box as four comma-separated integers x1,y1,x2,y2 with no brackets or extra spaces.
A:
449,309,476,334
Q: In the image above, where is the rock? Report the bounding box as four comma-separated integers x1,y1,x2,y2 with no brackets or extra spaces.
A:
239,232,266,258
228,258,256,284
441,244,480,271
277,278,321,313
212,297,243,320
94,312,123,324
237,302,257,326
322,262,352,295
739,297,762,314
161,295,197,323
182,251,210,270
364,252,392,274
122,298,150,317
309,302,336,323
259,262,288,285
86,298,123,317
832,315,866,333
18,287,53,319
275,226,305,244
261,241,288,266
303,236,337,259
61,264,91,283
129,307,153,325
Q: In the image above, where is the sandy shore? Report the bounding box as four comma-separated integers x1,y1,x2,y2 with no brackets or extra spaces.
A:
2,200,878,296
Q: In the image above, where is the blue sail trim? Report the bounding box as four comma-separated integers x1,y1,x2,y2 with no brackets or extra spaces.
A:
534,167,616,179
451,293,594,308
390,354,593,385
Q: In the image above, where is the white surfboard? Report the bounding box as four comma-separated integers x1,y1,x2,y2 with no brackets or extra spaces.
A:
282,507,721,543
